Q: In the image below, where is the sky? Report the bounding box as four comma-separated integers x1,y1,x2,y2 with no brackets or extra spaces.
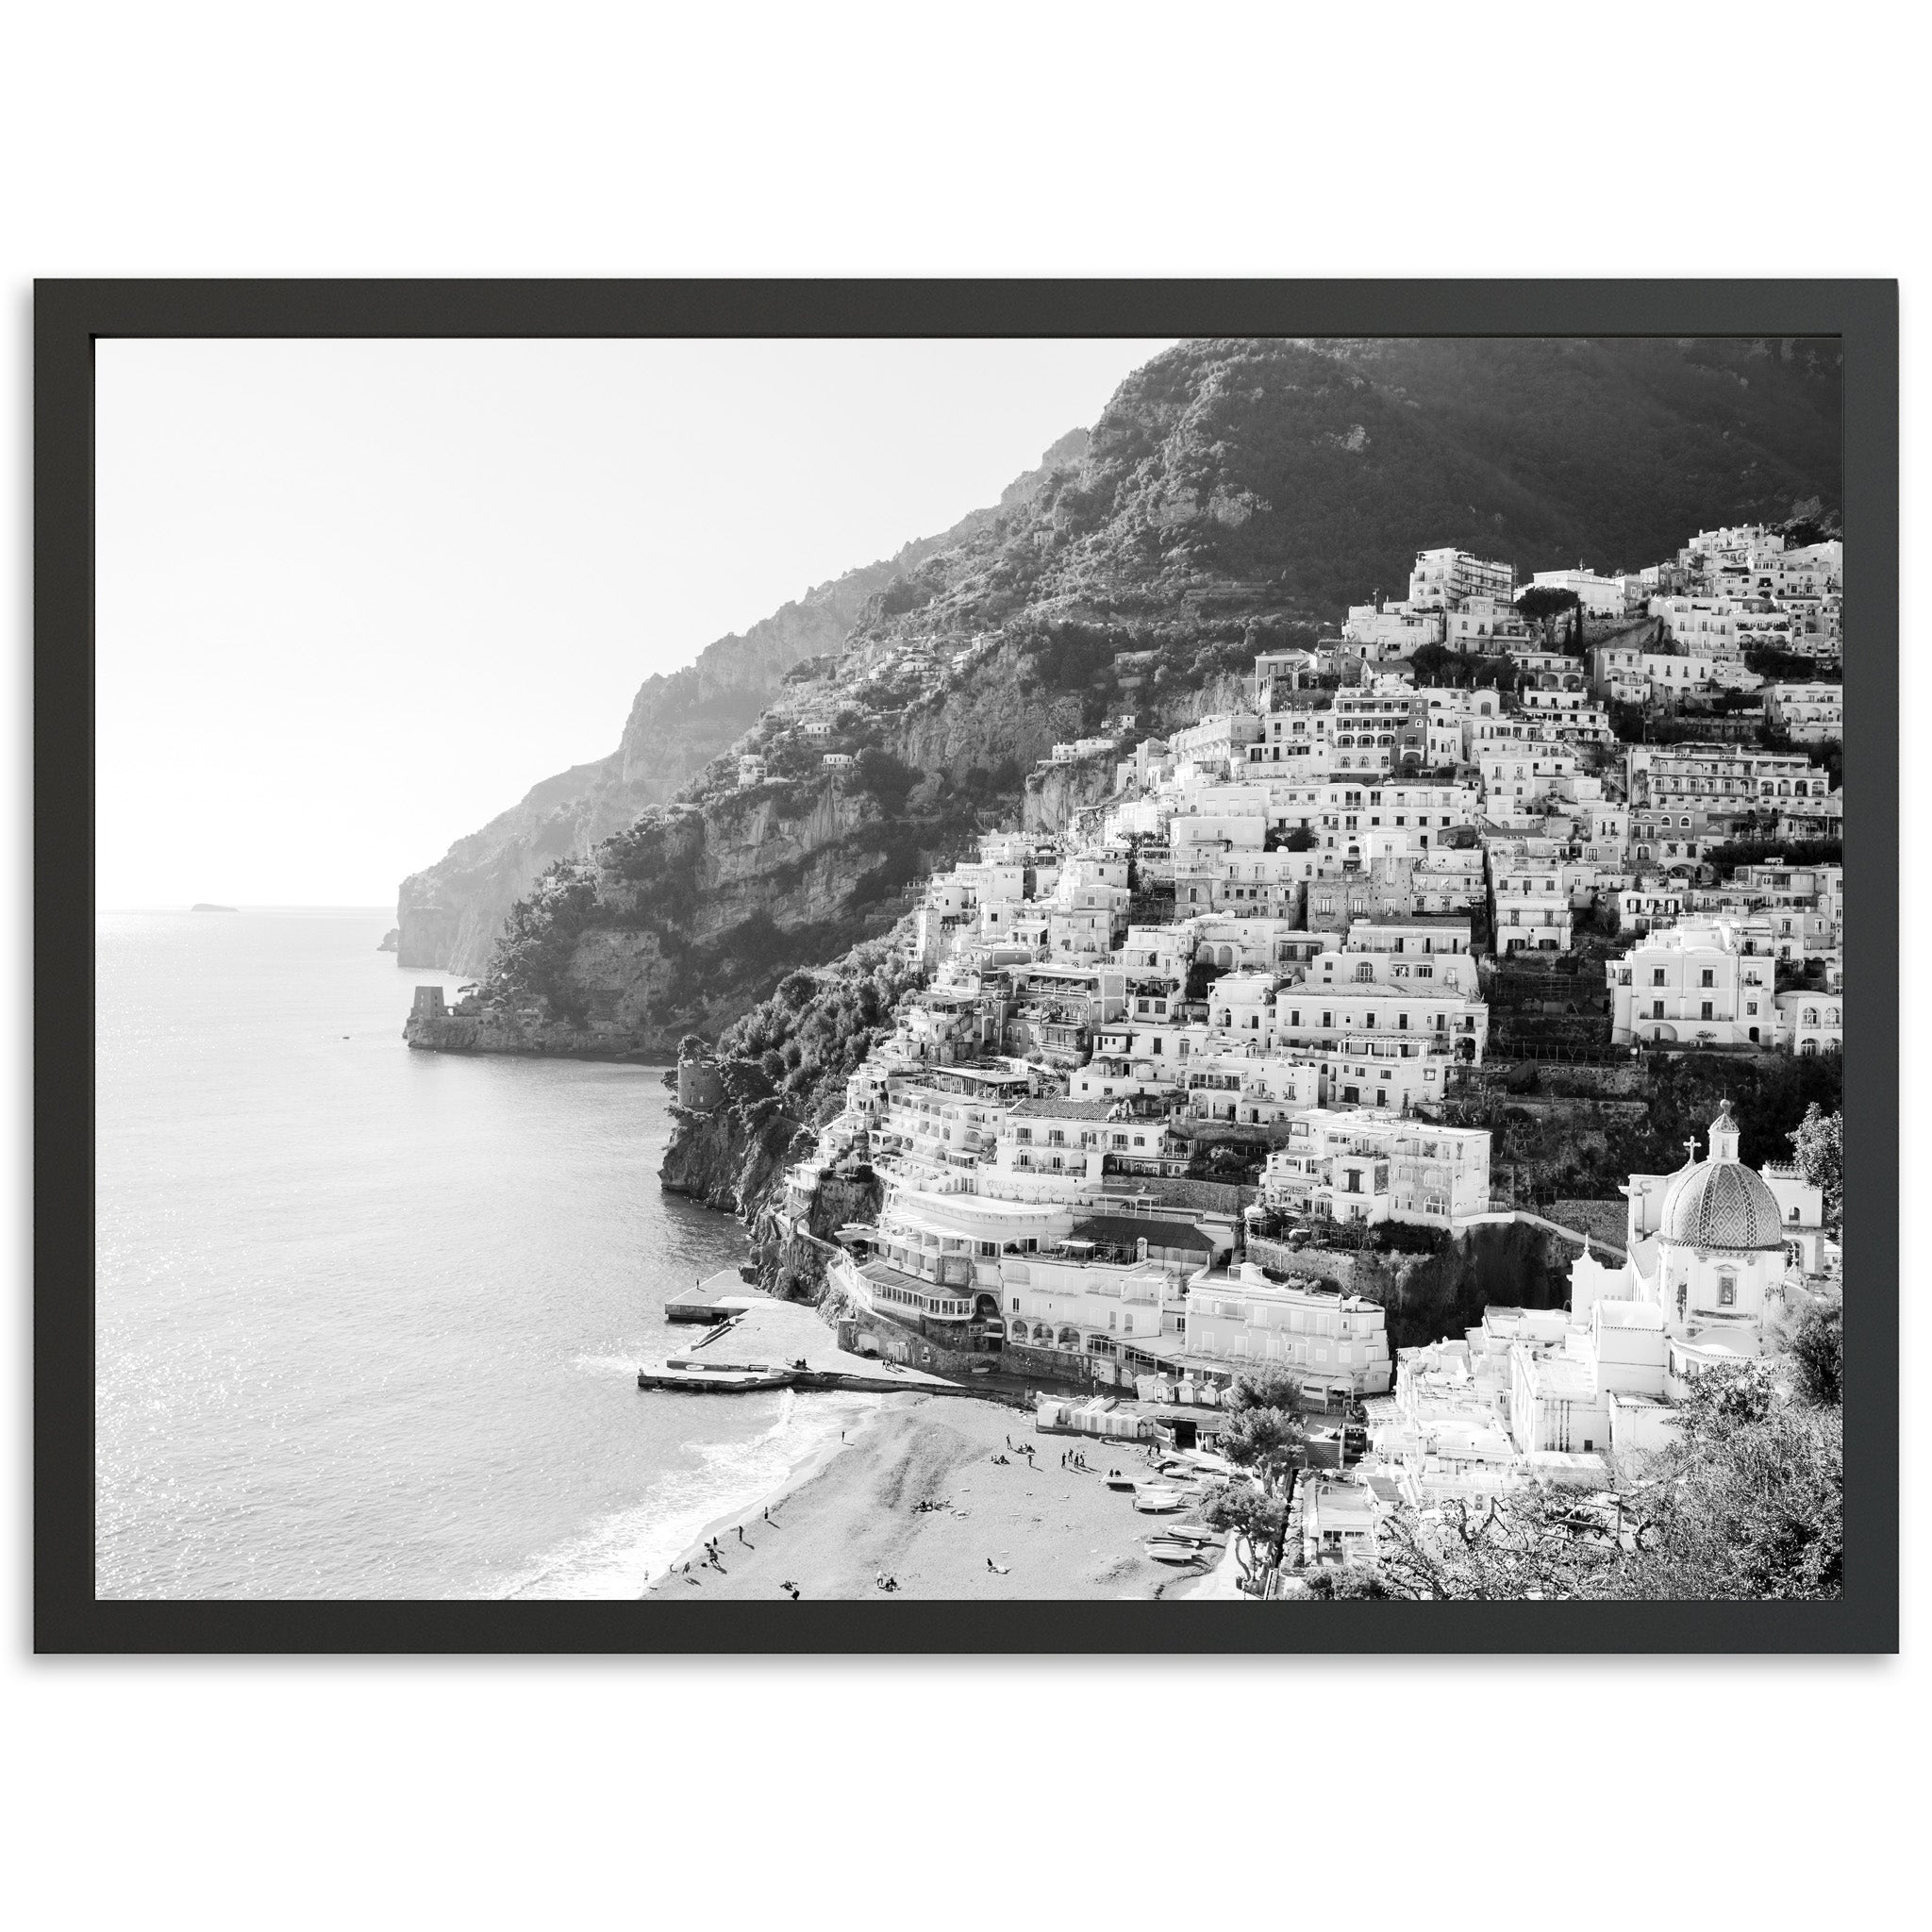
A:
93,336,1175,909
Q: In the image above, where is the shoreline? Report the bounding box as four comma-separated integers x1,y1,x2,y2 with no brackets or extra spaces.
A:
641,1391,1227,1602
639,1391,904,1597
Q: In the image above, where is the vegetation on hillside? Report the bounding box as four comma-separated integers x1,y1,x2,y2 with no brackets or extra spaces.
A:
1304,1357,1840,1602
681,935,929,1134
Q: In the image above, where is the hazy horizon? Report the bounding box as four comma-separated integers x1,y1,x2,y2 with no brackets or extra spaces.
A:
95,337,1175,908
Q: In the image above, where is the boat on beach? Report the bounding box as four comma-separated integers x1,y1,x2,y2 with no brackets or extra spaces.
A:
1144,1536,1220,1565
636,1357,796,1393
1132,1484,1186,1513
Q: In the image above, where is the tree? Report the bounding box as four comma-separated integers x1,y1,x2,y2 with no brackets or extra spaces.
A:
1407,642,1456,686
1516,586,1581,648
1201,1481,1290,1595
1591,1364,1841,1601
1788,1102,1843,1226
1205,1367,1311,1583
1369,1490,1622,1601
1788,1300,1842,1407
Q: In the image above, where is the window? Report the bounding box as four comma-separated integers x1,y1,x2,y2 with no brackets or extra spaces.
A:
1653,968,1666,986
1717,1276,1737,1307
1701,1002,1713,1021
1700,969,1715,988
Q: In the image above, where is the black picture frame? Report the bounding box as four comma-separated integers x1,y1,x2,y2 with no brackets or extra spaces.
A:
38,279,1898,1655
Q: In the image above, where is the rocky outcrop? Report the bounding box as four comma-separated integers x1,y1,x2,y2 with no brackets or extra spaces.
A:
402,999,663,1062
377,928,399,953
657,1099,811,1219
757,1167,884,1301
1024,746,1121,836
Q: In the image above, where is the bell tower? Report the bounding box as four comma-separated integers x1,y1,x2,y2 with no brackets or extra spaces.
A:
1708,1100,1741,1164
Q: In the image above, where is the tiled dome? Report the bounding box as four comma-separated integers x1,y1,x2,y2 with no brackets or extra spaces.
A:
1659,1159,1787,1252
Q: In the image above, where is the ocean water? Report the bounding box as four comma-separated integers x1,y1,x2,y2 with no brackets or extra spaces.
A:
95,907,872,1599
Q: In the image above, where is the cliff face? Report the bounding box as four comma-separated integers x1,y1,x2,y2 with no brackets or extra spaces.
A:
407,336,1842,1061
1024,747,1120,836
655,1099,809,1217
396,430,1092,974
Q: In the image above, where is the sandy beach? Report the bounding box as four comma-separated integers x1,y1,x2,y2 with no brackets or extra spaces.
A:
641,1391,1227,1602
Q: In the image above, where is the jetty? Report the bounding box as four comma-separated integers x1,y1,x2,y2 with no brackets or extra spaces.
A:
641,1289,965,1396
664,1268,766,1325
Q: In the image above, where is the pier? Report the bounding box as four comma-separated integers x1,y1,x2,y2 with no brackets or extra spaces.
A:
650,1291,971,1395
663,1268,766,1324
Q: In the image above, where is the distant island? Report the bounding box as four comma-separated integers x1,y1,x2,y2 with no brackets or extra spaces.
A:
377,927,400,953
190,903,238,913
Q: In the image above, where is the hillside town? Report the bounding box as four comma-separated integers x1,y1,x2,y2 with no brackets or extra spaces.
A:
708,522,1845,1589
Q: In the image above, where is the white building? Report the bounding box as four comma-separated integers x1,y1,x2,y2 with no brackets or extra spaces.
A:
1343,602,1442,657
1256,1108,1492,1228
1491,861,1574,954
1409,547,1516,611
1184,1274,1393,1403
1762,683,1842,742
1772,987,1842,1057
1528,568,1628,618
1607,916,1778,1046
1566,1102,1805,1394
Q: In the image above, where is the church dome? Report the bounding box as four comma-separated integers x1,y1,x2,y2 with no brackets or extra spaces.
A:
1658,1106,1787,1252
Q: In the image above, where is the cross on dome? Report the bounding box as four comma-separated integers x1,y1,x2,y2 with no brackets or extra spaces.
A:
1682,1135,1702,1165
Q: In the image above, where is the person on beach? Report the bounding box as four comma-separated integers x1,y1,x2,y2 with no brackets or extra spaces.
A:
736,1525,744,1543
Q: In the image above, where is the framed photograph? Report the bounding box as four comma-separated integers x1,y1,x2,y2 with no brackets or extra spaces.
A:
37,280,1897,1652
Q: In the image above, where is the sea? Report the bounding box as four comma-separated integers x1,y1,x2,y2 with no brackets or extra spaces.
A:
94,906,875,1600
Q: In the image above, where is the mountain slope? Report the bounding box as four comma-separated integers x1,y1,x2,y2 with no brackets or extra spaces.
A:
396,427,1092,972
403,334,1840,1055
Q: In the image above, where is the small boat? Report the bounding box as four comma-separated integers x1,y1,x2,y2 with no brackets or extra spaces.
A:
637,1357,795,1393
1133,1485,1186,1513
1144,1524,1221,1545
1105,1474,1139,1491
1144,1541,1213,1566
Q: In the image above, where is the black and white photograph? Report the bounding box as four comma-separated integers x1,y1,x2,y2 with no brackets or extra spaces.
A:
70,321,1872,1617
11,9,1924,1928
